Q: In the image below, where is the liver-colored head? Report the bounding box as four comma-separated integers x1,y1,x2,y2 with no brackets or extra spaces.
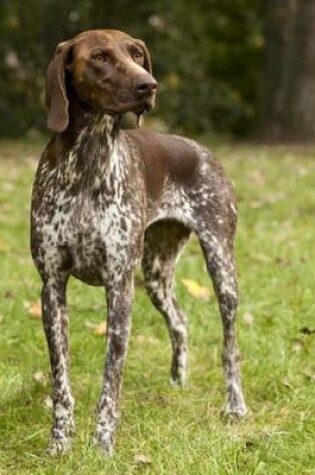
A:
45,29,157,133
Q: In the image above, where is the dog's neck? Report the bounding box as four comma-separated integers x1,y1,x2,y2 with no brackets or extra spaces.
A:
64,93,121,154
82,113,121,152
58,97,126,186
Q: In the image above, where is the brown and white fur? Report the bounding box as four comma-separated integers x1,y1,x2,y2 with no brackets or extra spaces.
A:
30,29,247,456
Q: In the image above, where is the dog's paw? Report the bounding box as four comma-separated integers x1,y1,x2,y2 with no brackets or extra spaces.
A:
92,432,114,456
223,402,248,419
170,375,187,390
170,364,187,389
47,431,72,456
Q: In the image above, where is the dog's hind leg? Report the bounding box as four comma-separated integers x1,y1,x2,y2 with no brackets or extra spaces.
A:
197,225,247,417
142,221,191,387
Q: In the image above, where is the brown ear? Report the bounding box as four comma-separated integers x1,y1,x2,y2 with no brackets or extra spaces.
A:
136,40,153,75
45,41,72,133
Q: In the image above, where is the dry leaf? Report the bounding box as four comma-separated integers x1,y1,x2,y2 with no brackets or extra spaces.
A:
292,338,304,352
136,334,159,345
181,278,212,300
43,395,53,410
133,454,152,465
24,300,41,319
2,182,14,191
251,253,272,263
33,371,47,384
0,239,7,252
243,312,254,326
84,320,107,336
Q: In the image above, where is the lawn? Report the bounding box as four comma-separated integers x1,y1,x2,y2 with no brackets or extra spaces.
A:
0,138,315,474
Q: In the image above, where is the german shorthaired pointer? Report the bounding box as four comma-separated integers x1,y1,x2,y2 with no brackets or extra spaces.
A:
31,29,247,455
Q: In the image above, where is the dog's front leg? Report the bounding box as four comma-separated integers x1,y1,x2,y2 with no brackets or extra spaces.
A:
41,275,75,454
95,273,134,455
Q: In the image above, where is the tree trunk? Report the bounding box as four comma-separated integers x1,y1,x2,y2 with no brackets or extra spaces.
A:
260,0,315,142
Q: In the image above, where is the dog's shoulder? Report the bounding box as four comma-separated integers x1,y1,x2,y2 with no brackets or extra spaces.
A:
124,128,204,186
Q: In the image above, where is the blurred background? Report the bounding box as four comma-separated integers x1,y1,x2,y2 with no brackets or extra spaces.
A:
0,0,315,142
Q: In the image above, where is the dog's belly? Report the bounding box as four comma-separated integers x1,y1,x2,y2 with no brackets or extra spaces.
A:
68,235,106,286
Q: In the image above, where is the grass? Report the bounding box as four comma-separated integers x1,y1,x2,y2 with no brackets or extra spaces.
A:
0,137,315,474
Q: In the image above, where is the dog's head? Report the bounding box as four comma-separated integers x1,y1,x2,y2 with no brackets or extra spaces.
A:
45,29,157,133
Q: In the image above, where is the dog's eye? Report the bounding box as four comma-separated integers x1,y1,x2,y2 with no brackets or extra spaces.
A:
133,49,143,61
91,51,108,62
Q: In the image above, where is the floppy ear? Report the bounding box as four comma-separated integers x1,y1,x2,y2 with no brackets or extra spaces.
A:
136,40,153,75
45,41,73,133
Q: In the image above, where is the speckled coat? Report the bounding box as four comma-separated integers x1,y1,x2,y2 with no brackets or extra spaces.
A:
30,29,247,456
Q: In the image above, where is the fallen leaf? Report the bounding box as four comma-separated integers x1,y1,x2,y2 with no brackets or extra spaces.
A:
43,395,53,410
24,300,41,319
243,312,254,326
181,278,212,300
297,165,307,177
133,454,152,465
279,405,290,415
292,338,304,352
2,182,14,191
84,320,107,336
0,239,7,252
251,253,272,263
33,371,47,384
136,334,159,345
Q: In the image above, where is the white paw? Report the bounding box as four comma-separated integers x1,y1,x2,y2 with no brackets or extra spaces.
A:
170,376,187,389
47,434,72,455
224,402,248,419
92,432,114,456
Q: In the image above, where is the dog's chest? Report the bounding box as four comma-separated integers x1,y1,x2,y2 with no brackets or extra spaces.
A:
36,139,146,284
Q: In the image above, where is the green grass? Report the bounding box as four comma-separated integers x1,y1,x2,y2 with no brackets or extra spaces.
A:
0,138,315,474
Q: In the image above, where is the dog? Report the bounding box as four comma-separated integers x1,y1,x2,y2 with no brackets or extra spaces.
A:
30,29,247,455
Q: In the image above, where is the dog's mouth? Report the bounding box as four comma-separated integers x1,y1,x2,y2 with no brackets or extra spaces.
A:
113,88,156,114
132,95,155,114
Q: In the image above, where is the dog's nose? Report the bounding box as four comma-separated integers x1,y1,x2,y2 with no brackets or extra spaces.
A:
135,78,157,95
